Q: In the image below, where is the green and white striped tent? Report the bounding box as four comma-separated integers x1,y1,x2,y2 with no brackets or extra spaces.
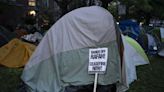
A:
118,35,149,92
21,6,149,92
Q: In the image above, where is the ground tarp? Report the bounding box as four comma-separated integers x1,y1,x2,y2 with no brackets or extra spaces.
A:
0,39,36,68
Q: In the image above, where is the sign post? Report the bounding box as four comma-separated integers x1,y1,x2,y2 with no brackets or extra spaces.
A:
93,73,98,92
88,48,108,92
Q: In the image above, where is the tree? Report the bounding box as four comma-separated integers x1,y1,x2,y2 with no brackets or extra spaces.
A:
115,0,164,23
149,0,164,19
54,0,113,16
50,0,113,24
101,0,113,8
119,0,152,22
54,0,73,15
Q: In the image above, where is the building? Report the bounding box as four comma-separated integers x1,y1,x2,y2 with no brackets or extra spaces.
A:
0,0,36,31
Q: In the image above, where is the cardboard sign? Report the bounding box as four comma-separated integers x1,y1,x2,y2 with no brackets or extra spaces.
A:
88,48,108,74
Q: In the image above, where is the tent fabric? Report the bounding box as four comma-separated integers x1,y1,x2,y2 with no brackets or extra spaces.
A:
21,6,149,92
119,20,140,40
137,34,148,52
147,34,157,50
124,36,149,62
0,38,36,68
158,49,164,57
160,27,164,42
117,35,149,92
138,33,158,54
21,6,121,92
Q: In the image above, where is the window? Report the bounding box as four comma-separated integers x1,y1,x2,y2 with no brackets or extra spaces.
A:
28,0,36,6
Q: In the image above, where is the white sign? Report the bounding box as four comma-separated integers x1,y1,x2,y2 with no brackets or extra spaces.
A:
88,48,108,74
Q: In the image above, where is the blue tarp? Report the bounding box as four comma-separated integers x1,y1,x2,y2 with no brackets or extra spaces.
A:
119,20,140,40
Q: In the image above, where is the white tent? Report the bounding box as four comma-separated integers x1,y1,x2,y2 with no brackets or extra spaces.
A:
21,6,149,92
22,6,121,92
117,35,149,92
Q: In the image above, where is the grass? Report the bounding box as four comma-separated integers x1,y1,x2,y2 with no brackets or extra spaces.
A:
0,56,164,92
0,67,23,92
127,56,164,92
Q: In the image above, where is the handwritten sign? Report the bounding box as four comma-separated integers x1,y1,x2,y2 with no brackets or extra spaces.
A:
88,48,108,74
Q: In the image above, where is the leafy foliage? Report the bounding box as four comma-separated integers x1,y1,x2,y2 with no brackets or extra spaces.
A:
107,0,164,23
149,0,164,19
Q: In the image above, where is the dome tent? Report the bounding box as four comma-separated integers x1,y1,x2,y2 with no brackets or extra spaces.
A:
118,35,149,91
137,33,158,55
22,6,121,92
21,6,149,92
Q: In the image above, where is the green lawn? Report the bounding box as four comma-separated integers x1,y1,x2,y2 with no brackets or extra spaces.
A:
127,56,164,92
0,56,164,92
0,67,23,92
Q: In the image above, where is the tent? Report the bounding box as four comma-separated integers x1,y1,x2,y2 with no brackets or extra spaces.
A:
21,6,149,92
22,6,121,92
158,28,164,57
158,49,164,57
0,39,36,68
117,35,149,91
137,33,158,54
147,34,158,53
119,20,140,40
160,27,164,42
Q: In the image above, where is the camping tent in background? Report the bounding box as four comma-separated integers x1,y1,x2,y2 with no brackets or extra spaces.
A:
158,27,164,57
119,19,140,40
146,34,158,54
137,33,158,54
158,49,164,57
117,35,149,92
160,27,164,42
123,35,149,66
0,39,36,68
